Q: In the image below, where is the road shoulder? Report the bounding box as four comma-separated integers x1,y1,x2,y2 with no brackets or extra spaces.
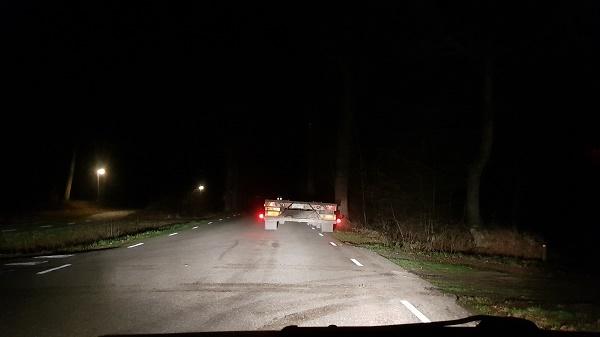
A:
334,228,600,332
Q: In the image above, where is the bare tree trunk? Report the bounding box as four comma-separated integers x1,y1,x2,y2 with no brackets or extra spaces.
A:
511,171,521,230
357,132,368,226
224,146,238,212
432,171,436,221
64,150,76,201
466,57,494,228
306,122,315,198
335,64,354,217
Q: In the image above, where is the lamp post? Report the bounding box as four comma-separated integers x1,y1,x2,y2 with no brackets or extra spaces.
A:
96,168,106,201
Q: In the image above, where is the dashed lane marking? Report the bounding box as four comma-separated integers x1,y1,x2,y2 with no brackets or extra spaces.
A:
400,300,431,323
36,264,71,275
34,254,74,259
350,258,363,267
5,261,48,266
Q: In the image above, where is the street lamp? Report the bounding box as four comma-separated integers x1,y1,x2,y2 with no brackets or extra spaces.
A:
96,168,106,201
198,185,205,191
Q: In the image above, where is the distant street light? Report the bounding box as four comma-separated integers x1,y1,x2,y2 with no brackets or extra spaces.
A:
96,168,106,201
198,185,205,191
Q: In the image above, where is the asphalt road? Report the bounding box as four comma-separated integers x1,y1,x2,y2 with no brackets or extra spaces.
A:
0,215,470,336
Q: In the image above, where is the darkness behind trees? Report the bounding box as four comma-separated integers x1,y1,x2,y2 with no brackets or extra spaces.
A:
1,3,599,258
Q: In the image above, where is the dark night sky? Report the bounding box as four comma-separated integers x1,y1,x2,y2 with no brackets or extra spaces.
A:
1,3,599,245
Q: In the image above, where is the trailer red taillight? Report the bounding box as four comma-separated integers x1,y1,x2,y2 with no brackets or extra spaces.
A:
258,213,264,220
336,218,341,224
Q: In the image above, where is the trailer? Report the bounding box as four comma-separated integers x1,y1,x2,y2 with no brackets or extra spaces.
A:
263,199,338,232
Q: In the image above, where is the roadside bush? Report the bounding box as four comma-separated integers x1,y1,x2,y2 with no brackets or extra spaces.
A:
470,227,543,259
357,217,543,259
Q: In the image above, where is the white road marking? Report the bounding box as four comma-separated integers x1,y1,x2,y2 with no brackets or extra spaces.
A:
401,300,431,323
329,242,337,247
168,232,178,236
1,229,16,232
311,227,315,230
208,222,213,224
5,261,48,266
350,258,363,267
68,222,76,225
36,264,71,275
318,233,324,237
34,254,74,259
40,225,53,228
219,218,223,221
127,243,144,248
192,226,198,229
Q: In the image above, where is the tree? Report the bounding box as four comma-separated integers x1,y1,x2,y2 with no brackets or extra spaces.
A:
466,56,494,228
334,62,354,217
306,121,315,198
64,150,76,201
224,144,239,212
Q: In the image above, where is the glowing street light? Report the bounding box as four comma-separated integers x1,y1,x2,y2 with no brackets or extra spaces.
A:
96,168,106,201
198,185,205,191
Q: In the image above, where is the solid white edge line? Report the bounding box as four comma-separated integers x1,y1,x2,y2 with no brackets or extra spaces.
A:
350,258,363,267
127,243,144,248
168,232,178,236
5,261,48,266
33,254,74,259
400,300,431,323
318,233,324,236
329,242,337,247
36,264,71,275
192,226,198,229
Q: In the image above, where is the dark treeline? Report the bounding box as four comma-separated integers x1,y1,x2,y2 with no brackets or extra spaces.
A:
1,3,598,258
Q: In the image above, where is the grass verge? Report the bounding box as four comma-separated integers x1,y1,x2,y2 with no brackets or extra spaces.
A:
0,212,230,257
334,228,600,332
58,220,202,253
